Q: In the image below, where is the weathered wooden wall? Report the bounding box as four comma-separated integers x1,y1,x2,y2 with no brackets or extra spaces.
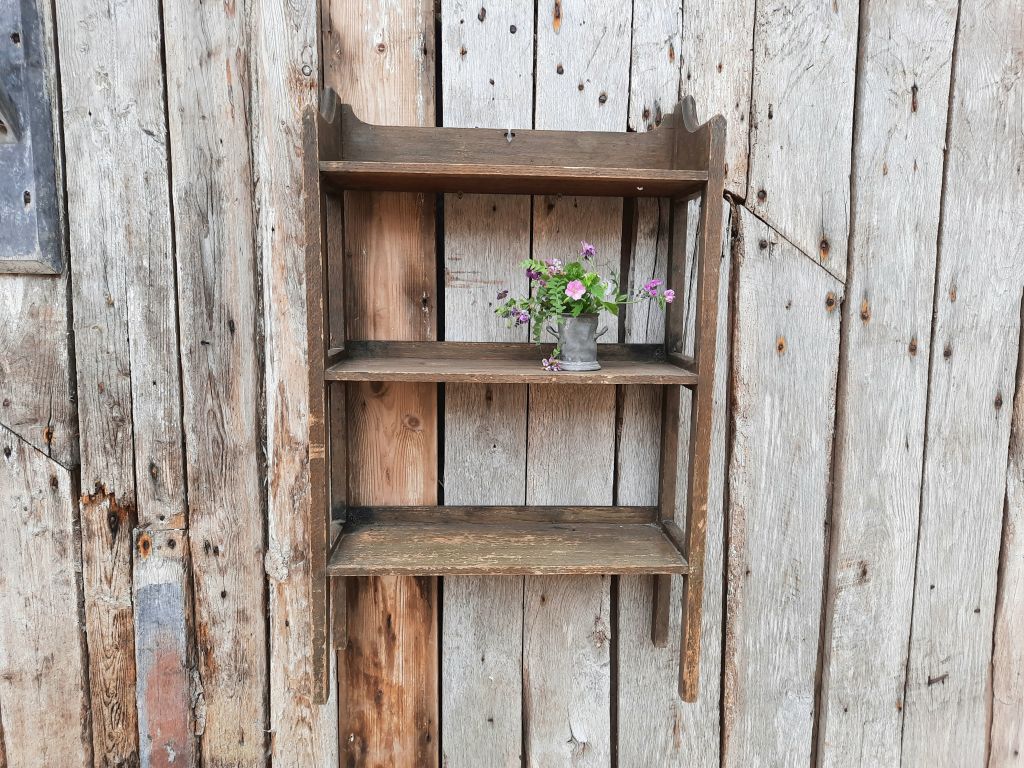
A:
0,0,1022,766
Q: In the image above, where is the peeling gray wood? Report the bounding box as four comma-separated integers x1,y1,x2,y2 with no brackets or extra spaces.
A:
679,0,755,195
746,0,858,279
723,207,843,767
440,0,533,764
902,1,1024,763
815,2,958,765
0,0,64,274
0,424,91,768
523,5,630,763
160,0,270,761
56,0,186,760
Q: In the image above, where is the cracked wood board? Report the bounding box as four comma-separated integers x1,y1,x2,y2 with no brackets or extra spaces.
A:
324,0,440,764
901,1,1024,763
522,3,631,764
160,0,269,761
0,425,91,768
815,1,958,764
723,207,842,766
439,0,533,764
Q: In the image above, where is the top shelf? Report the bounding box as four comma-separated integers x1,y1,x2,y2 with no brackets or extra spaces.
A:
320,161,707,197
317,94,720,199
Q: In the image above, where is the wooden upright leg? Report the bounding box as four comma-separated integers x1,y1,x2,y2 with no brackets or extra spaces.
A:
652,384,682,646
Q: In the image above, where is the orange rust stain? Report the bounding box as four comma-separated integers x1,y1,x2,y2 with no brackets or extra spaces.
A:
553,0,562,31
137,532,153,559
776,336,786,355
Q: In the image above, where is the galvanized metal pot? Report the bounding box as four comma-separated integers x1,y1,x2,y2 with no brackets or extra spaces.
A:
547,313,608,371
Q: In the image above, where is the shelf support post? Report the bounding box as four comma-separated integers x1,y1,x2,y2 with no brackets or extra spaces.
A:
673,101,726,702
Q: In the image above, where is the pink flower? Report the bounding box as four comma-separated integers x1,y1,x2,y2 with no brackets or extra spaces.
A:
664,289,675,303
580,240,596,259
643,278,663,297
565,280,586,300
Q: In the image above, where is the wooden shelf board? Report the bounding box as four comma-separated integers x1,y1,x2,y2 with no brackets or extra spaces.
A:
328,514,690,577
320,160,707,197
325,353,696,385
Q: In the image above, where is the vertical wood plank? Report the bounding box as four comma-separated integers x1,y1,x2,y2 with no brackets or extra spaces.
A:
324,2,440,765
523,5,631,764
902,1,1024,763
249,0,338,761
679,0,755,196
0,425,92,768
162,0,269,761
723,208,842,767
439,0,533,764
55,0,186,760
133,528,195,768
993,317,1024,765
746,0,858,279
815,1,958,764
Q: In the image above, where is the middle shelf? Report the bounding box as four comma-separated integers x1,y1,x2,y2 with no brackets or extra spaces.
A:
324,341,698,385
328,506,692,576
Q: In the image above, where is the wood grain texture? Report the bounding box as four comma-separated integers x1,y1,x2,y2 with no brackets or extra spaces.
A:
56,0,185,760
324,1,440,764
523,6,631,763
679,0,754,195
249,0,337,759
440,0,533,762
746,0,858,279
902,1,1024,763
0,425,91,768
133,528,195,768
815,2,958,764
723,207,842,766
161,0,269,760
993,319,1024,766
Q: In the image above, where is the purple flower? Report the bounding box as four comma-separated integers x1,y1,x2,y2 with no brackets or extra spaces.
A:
545,258,564,275
542,357,562,372
565,280,586,300
513,308,530,325
663,289,675,304
643,278,663,297
496,289,509,300
580,240,596,259
526,268,543,281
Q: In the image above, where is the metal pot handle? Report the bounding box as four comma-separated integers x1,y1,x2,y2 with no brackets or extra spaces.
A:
546,324,560,339
596,326,608,339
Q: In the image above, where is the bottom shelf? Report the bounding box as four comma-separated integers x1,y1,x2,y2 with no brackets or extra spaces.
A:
327,506,691,576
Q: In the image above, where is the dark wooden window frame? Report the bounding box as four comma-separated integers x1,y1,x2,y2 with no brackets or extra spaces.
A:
302,88,726,704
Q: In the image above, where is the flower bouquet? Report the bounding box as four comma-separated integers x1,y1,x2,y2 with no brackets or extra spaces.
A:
495,240,674,370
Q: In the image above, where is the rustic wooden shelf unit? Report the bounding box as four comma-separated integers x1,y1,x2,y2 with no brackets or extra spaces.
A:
302,88,726,705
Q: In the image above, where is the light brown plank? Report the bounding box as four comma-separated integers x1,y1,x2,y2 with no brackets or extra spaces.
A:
56,0,186,760
329,520,688,576
161,0,269,760
814,1,958,764
902,1,1024,763
324,0,440,764
723,208,843,766
0,425,91,768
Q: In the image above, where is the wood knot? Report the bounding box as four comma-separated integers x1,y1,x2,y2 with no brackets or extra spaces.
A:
825,292,837,312
756,189,767,202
